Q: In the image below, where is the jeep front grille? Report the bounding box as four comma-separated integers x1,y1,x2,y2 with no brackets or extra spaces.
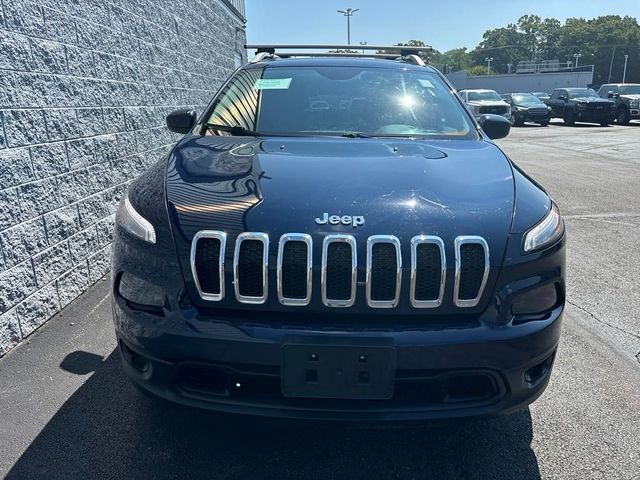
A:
191,232,490,309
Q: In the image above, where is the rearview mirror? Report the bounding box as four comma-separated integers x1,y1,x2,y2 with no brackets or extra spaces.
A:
166,109,197,134
479,114,511,140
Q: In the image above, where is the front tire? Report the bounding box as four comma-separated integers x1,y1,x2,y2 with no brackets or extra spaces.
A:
600,121,609,127
539,120,549,127
616,108,631,125
563,110,575,126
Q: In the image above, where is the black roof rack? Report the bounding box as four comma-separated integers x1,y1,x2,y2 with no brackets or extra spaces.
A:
244,44,432,66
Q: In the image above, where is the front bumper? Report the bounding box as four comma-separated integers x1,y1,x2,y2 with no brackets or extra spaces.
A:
514,111,550,123
575,110,615,123
113,294,563,421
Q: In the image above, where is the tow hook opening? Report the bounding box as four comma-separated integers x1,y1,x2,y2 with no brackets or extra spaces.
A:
120,342,150,373
524,352,555,386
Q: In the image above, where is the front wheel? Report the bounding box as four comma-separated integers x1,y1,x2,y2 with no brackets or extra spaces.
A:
563,110,575,126
616,108,630,125
539,120,549,127
600,121,609,127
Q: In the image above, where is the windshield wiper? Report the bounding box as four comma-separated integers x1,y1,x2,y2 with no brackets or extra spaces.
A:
202,123,260,136
339,132,373,138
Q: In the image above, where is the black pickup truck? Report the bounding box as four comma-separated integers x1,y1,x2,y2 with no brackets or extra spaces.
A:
546,88,615,126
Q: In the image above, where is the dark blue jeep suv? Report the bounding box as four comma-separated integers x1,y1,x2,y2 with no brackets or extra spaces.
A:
111,46,566,421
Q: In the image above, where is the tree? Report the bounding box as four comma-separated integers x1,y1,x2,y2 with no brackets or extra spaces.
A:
469,14,640,83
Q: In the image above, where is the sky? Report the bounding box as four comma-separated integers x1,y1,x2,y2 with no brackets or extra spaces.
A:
245,0,640,52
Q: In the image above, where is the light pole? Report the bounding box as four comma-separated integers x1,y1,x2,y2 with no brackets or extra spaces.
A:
485,57,493,75
359,41,367,54
608,45,617,83
573,53,582,68
337,8,359,45
623,54,629,83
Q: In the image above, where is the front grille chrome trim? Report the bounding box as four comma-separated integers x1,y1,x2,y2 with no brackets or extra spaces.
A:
366,235,402,308
277,233,312,306
410,235,446,308
234,232,269,304
454,236,490,308
191,230,227,302
322,234,357,308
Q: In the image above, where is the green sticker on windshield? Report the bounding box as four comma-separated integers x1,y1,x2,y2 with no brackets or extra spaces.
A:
254,78,292,90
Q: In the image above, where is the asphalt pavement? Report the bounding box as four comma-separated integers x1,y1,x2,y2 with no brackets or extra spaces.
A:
1,120,639,479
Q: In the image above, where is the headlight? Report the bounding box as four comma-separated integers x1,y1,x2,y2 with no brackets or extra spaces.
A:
547,106,552,112
630,100,639,108
523,202,564,253
516,106,527,112
472,105,480,114
116,194,157,244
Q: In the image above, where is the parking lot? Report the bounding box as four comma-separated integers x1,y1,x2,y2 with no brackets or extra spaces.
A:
1,120,639,480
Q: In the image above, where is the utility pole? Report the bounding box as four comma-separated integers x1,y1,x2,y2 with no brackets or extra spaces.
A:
359,41,367,54
337,8,359,46
623,54,629,83
573,53,582,69
608,45,617,83
485,57,493,75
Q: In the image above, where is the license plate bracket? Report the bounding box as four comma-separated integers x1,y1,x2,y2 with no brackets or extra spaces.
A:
281,341,396,400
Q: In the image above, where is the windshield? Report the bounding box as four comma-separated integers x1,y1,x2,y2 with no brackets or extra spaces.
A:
568,88,599,99
466,91,502,102
512,93,543,105
620,85,640,95
206,65,476,139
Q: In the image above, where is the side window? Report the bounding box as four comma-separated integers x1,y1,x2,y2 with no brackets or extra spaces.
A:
551,90,560,100
207,68,263,130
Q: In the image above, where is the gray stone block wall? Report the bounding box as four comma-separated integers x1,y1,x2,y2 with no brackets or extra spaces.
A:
0,0,246,356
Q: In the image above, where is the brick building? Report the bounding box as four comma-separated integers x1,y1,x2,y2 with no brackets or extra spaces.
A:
0,0,247,355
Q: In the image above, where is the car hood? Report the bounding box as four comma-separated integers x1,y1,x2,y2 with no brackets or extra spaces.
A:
572,97,614,104
166,135,516,313
621,94,640,101
167,135,514,244
467,100,509,107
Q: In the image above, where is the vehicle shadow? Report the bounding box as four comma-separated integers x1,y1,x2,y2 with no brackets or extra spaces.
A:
5,350,542,480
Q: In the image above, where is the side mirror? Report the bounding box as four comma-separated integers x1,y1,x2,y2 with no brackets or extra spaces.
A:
558,95,567,102
480,114,511,140
166,109,197,134
607,91,615,98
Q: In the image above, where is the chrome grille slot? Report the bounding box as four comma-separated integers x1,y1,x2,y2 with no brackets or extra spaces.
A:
454,236,490,308
410,236,445,308
190,231,226,301
277,234,312,306
234,232,269,304
366,235,401,308
322,235,357,307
